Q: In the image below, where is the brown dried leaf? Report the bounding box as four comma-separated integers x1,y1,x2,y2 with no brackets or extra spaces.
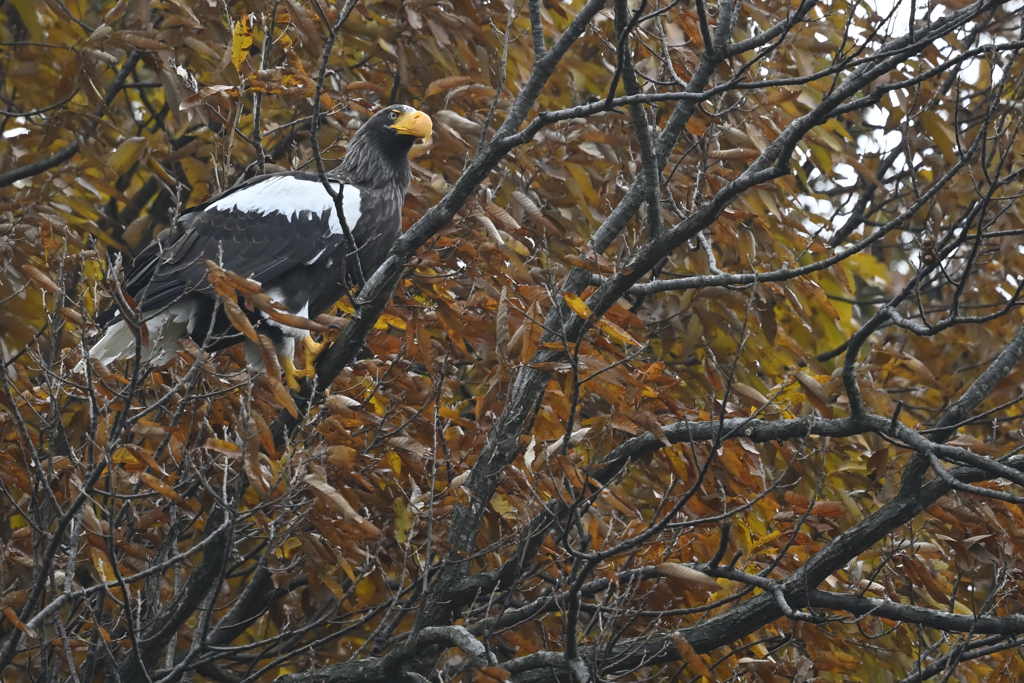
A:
495,287,510,361
425,76,475,98
257,334,299,418
138,472,193,509
179,84,236,110
20,264,61,295
795,371,832,418
305,474,381,536
222,298,260,344
655,563,721,591
625,410,672,448
809,501,843,518
673,634,714,679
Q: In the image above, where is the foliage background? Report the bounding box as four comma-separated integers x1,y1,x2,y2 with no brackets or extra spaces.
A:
3,0,1024,680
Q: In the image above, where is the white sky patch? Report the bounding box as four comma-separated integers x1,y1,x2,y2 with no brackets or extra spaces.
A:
3,127,29,139
770,0,1013,245
832,163,858,188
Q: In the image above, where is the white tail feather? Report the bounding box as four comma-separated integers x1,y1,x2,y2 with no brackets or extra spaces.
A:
77,303,199,372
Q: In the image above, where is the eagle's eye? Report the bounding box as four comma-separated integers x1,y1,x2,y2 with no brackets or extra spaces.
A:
388,110,399,120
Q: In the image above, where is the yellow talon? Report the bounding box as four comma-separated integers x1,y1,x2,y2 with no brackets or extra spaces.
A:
282,356,302,392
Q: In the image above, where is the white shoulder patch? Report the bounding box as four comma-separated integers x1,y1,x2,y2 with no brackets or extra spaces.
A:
208,175,346,234
339,185,362,235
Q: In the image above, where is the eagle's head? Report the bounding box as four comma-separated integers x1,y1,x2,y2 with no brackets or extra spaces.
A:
338,105,432,187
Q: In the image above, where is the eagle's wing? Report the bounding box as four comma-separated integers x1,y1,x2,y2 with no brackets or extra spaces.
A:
124,172,371,313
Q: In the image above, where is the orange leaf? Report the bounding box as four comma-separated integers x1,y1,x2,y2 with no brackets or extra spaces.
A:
222,298,260,344
424,75,474,98
809,500,843,518
257,335,299,418
2,607,36,639
783,491,810,511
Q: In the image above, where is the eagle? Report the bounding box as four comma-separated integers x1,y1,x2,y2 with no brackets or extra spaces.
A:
83,105,432,386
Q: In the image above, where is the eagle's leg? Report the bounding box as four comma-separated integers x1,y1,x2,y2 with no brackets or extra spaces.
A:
282,356,303,392
295,335,325,381
270,335,304,391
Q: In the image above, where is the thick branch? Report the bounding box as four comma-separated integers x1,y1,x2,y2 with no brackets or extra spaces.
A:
930,319,1024,443
118,506,233,681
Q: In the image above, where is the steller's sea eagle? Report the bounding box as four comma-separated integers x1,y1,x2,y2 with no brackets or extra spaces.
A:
83,104,431,386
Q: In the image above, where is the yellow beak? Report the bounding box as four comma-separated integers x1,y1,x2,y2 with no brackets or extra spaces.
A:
390,110,432,139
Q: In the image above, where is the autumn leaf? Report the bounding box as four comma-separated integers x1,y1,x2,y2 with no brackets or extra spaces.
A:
305,474,381,537
655,563,721,592
424,76,474,98
673,635,714,679
231,14,253,73
1,607,36,639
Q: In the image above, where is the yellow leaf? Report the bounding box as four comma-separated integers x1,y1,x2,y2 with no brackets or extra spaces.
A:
232,15,253,73
108,136,147,175
387,450,402,477
321,572,346,600
596,318,642,347
337,556,356,583
378,313,406,330
91,547,117,584
808,280,840,320
355,577,376,606
393,498,413,544
562,291,593,319
112,447,140,467
490,494,518,521
749,530,782,553
282,537,302,559
920,111,958,163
